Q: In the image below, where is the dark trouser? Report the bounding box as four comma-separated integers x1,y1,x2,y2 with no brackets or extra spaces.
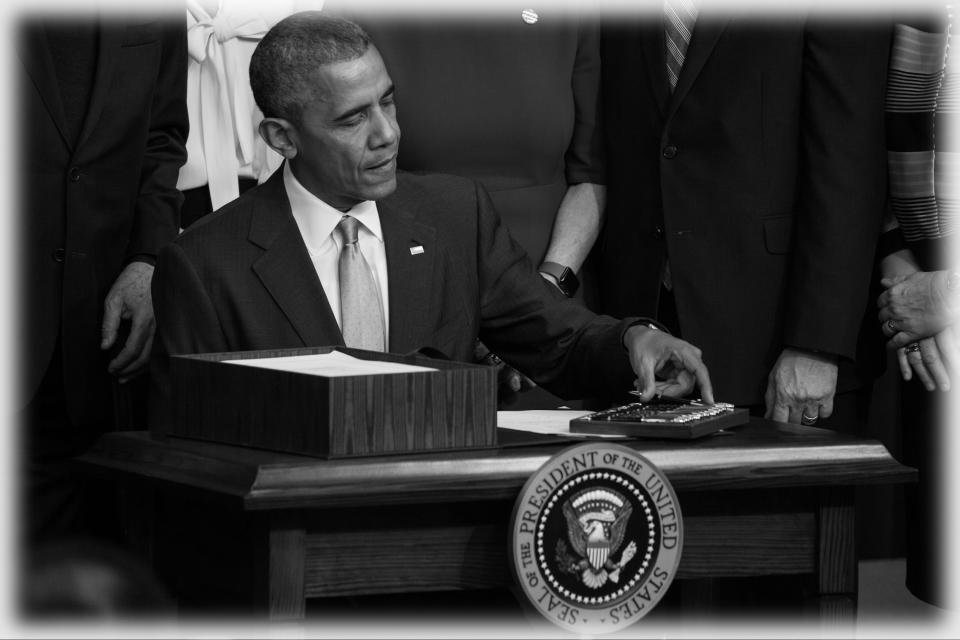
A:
20,343,118,547
901,377,946,607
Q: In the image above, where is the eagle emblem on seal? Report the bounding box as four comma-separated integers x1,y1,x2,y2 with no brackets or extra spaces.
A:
555,487,638,589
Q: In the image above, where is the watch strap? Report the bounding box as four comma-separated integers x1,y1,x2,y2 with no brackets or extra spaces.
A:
538,261,580,297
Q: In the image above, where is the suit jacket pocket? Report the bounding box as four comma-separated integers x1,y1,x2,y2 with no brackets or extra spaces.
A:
762,214,794,255
121,22,162,47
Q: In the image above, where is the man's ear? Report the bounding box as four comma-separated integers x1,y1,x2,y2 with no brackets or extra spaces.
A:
259,117,299,159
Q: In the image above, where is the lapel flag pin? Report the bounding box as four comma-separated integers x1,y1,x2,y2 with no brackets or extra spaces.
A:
410,245,424,255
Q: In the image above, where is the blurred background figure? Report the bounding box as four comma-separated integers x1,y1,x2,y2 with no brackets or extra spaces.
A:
22,538,174,618
340,2,605,407
17,11,187,547
877,9,956,609
178,0,325,229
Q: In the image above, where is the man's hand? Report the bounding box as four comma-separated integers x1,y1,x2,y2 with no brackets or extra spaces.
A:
474,340,537,403
879,270,960,347
763,348,838,424
623,325,714,404
101,261,156,383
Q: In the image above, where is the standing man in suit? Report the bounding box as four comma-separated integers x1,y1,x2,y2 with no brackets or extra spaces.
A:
151,12,714,422
17,13,188,543
599,8,890,427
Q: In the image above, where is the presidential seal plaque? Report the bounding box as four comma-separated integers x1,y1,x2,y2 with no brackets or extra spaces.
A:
509,443,683,634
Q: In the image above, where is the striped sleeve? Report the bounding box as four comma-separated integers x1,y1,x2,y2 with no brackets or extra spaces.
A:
934,29,958,251
886,23,949,251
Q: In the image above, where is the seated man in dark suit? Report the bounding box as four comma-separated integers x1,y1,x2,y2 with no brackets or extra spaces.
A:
150,12,714,420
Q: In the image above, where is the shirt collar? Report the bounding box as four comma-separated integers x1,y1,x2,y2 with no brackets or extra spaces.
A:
284,162,383,254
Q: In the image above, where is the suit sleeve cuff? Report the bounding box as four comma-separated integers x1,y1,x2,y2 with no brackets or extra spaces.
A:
783,344,842,362
621,317,670,350
125,253,157,267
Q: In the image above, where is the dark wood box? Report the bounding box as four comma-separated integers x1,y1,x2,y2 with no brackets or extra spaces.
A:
167,346,497,458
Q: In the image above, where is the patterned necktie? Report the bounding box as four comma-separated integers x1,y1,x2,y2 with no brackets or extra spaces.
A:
664,0,698,90
336,215,385,351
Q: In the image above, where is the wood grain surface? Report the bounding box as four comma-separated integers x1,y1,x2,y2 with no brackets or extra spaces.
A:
268,524,307,619
168,346,496,458
295,511,821,599
817,487,857,598
79,418,914,511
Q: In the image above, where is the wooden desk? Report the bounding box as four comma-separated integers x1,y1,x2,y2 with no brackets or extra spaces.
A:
78,418,913,624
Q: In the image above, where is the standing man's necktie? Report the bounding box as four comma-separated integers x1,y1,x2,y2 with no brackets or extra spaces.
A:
336,215,386,351
664,0,698,90
661,0,698,292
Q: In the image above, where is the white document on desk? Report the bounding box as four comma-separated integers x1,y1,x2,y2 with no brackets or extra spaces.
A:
497,410,628,439
223,351,438,377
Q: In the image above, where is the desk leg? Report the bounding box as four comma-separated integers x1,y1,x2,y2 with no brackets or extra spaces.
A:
266,520,306,620
815,488,857,625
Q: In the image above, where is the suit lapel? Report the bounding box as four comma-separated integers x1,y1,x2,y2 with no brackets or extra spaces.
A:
18,23,71,150
378,191,437,354
76,17,122,151
249,170,343,347
666,16,730,119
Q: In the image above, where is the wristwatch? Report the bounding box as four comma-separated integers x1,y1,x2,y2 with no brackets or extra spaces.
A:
538,262,580,297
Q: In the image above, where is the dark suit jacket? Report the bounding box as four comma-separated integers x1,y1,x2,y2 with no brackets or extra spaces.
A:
600,13,890,405
19,15,188,426
152,169,638,425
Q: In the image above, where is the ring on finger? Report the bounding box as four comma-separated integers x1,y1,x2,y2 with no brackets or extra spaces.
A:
800,412,819,425
906,342,921,354
886,319,897,333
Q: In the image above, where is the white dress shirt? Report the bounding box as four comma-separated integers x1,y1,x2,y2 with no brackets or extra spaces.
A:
284,163,390,341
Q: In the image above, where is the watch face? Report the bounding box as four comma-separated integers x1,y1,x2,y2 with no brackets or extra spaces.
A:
557,269,578,297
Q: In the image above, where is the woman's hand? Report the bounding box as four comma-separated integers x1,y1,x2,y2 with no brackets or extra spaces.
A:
895,325,960,391
879,270,960,347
